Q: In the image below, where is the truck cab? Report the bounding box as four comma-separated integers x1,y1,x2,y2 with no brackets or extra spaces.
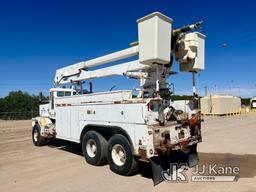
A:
39,88,76,119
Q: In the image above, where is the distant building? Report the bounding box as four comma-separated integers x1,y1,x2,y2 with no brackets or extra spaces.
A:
200,95,241,115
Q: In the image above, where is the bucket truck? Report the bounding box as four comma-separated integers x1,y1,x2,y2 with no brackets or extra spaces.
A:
32,12,205,184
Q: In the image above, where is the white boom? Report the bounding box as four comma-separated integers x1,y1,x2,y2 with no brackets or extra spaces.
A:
57,60,151,84
54,12,205,91
54,46,139,84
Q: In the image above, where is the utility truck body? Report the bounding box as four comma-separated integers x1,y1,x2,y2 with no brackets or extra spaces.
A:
32,12,205,184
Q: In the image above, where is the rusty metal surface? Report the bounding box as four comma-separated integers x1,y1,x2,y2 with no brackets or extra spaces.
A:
138,148,148,161
151,111,202,156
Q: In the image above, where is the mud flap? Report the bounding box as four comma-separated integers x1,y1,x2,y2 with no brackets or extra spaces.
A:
188,151,199,168
150,157,169,186
150,150,199,185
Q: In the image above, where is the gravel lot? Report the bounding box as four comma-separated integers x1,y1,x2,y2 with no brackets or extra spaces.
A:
0,114,256,192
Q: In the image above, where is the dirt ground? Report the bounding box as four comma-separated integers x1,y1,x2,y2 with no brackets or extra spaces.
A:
0,114,256,192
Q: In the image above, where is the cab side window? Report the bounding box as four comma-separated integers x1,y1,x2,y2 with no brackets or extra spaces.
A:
57,91,64,97
64,92,71,96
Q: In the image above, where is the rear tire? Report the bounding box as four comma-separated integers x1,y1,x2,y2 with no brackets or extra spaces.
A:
32,124,45,146
107,134,139,175
82,130,107,166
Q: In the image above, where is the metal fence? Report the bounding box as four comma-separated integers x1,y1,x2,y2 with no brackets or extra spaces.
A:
0,111,39,120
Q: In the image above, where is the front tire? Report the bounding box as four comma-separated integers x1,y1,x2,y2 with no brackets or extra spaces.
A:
32,124,45,146
107,134,139,175
82,131,107,166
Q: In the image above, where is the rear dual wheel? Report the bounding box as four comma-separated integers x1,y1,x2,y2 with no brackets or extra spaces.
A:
82,131,107,166
107,134,139,175
82,132,139,175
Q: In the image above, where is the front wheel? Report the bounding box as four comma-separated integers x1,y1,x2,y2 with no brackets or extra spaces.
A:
32,125,45,146
107,134,139,175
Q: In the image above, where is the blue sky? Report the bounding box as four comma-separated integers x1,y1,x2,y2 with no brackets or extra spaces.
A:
0,0,256,98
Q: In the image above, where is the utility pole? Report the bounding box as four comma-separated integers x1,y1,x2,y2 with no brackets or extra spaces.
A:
204,86,208,96
214,84,217,95
231,80,234,95
170,83,175,95
192,72,196,97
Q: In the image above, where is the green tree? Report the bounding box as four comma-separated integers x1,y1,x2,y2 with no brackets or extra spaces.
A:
0,91,48,120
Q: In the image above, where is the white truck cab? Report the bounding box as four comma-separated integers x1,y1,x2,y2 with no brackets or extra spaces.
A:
39,88,76,118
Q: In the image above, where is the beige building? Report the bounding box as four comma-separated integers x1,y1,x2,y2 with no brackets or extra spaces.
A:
200,95,241,115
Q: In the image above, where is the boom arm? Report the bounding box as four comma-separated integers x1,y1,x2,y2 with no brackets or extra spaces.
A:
58,60,150,84
54,12,205,92
54,46,139,84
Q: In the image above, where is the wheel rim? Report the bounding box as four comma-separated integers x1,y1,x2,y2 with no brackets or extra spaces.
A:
111,144,126,166
33,129,39,142
86,139,97,158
